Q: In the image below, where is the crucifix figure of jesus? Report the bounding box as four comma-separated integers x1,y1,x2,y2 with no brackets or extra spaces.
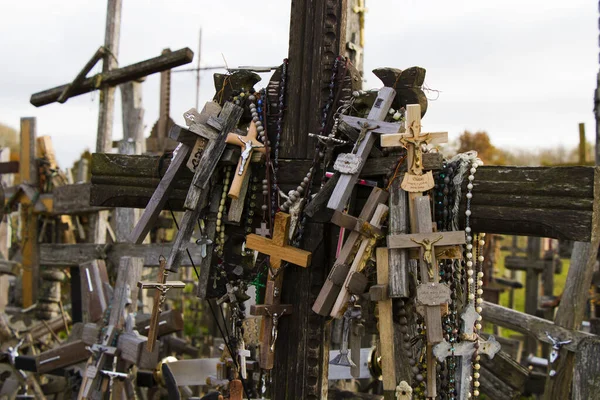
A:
380,104,447,192
137,256,186,352
225,121,266,199
246,212,312,369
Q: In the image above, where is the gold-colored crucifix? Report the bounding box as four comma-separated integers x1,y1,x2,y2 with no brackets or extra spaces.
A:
137,256,186,352
225,121,266,199
380,104,448,192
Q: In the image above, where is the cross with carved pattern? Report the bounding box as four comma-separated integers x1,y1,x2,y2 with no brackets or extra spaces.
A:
246,212,312,369
137,256,185,352
225,121,266,199
380,104,447,192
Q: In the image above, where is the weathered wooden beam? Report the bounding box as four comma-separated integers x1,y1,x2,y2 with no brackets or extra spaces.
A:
481,301,600,352
0,161,19,174
462,166,600,241
39,243,205,267
52,183,109,214
30,48,194,107
90,158,600,241
543,237,600,399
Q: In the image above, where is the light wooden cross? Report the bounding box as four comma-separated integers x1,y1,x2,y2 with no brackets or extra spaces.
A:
387,197,465,344
137,257,185,352
433,305,501,400
225,121,266,199
327,87,396,211
380,104,447,192
313,187,389,316
387,196,465,399
330,203,389,318
246,212,312,369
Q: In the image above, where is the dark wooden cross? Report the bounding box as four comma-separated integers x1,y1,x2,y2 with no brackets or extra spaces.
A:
329,202,388,318
504,236,563,356
129,103,223,244
247,212,312,369
30,48,194,107
313,187,388,316
137,256,185,352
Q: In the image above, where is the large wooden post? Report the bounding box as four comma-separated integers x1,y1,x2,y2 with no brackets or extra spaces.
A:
544,37,600,396
96,0,122,154
272,1,347,399
20,117,39,307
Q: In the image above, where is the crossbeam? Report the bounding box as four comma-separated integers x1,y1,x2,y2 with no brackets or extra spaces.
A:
39,243,206,267
90,156,600,241
30,48,194,107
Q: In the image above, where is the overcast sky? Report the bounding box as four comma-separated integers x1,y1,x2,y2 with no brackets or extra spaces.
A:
1,0,597,167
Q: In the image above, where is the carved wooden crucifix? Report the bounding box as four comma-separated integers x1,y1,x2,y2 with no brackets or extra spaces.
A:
313,187,389,316
137,256,186,352
246,212,312,369
225,121,266,199
327,87,396,211
387,196,465,398
380,104,447,193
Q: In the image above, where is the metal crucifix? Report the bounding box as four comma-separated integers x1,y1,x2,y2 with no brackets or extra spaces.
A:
137,256,185,352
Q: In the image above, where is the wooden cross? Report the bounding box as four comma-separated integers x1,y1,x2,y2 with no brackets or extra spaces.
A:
129,103,223,244
380,104,447,192
327,87,396,211
313,187,388,316
30,48,194,107
387,196,464,399
371,247,397,393
247,212,312,369
330,203,389,318
225,121,266,199
137,256,185,352
387,197,465,343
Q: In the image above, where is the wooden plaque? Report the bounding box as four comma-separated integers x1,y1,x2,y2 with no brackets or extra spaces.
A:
400,171,435,192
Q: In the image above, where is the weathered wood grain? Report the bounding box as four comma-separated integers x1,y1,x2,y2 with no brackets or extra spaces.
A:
375,248,397,393
481,301,599,352
53,183,109,214
543,236,600,399
462,166,600,241
31,48,194,107
135,309,184,338
129,127,195,244
388,177,410,298
572,338,600,400
40,243,206,267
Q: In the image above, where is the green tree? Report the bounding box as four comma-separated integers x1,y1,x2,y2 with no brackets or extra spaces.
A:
456,130,509,165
